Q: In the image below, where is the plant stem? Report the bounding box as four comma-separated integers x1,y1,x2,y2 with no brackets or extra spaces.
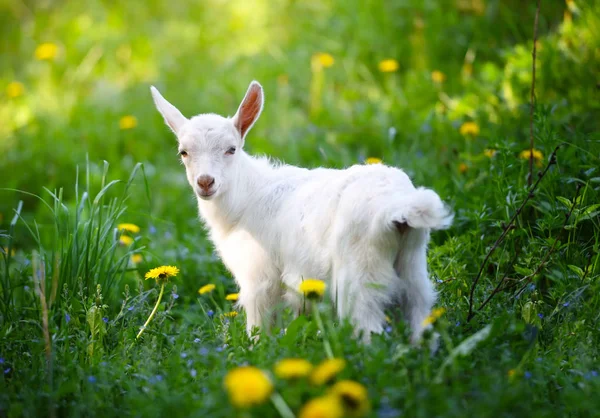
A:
137,283,165,339
271,392,296,418
312,300,334,359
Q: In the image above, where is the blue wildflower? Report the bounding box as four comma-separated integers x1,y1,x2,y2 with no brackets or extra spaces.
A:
536,357,542,362
216,346,224,353
102,317,108,323
537,313,543,319
199,347,209,356
385,326,393,333
193,338,201,343
4,368,11,375
180,352,188,359
65,313,71,323
149,225,157,234
0,358,4,364
207,310,214,318
128,306,134,311
173,293,179,299
524,371,532,379
563,302,570,307
88,376,97,383
155,374,163,382
529,284,536,291
592,371,598,377
190,369,197,378
456,321,461,327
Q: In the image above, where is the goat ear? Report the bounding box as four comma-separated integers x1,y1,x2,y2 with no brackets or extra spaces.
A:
232,81,263,141
150,86,188,136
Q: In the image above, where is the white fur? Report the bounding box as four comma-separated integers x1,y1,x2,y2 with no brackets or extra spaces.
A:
150,81,453,343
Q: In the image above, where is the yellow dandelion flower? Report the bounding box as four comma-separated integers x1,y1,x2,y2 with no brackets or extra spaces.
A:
299,279,326,299
431,70,446,83
519,149,544,167
223,366,273,408
459,121,480,137
225,293,239,301
312,52,335,69
310,358,346,385
144,265,179,283
422,306,446,327
299,395,344,418
119,115,138,130
2,247,16,257
458,163,468,174
365,157,382,165
130,254,143,264
117,223,140,234
198,284,216,295
35,42,58,60
378,59,399,73
508,369,517,379
6,82,25,98
222,311,238,318
385,315,392,323
484,149,497,158
119,235,134,246
329,380,370,417
274,358,313,380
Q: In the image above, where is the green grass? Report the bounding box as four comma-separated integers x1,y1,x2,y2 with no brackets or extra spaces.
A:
1,0,600,417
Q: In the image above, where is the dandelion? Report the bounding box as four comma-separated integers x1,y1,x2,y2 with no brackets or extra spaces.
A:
274,358,313,380
119,235,134,246
458,163,468,174
198,284,216,295
130,254,143,264
225,293,239,301
35,42,58,60
312,53,335,70
222,311,238,318
6,82,24,98
136,266,179,340
519,149,544,167
145,266,179,283
378,59,399,73
119,115,138,130
459,121,480,137
508,369,517,379
223,366,273,408
329,380,370,417
422,307,446,327
365,157,382,165
299,396,344,418
484,149,497,158
118,223,140,234
431,70,446,83
299,279,326,299
310,358,346,385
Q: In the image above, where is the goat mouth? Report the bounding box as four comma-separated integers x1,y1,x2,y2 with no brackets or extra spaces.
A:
197,189,217,199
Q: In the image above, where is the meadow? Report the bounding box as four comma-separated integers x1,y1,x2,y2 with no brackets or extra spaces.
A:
1,0,599,417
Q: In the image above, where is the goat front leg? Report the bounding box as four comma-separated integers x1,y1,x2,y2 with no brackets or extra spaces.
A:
237,274,281,339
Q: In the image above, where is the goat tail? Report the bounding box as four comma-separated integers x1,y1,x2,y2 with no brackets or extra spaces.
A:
378,188,453,233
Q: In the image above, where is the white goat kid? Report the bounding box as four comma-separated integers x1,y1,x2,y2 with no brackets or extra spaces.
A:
150,81,452,343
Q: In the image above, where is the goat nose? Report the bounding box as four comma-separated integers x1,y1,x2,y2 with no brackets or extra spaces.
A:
197,175,215,191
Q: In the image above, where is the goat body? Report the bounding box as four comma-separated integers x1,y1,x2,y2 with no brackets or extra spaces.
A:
151,81,452,342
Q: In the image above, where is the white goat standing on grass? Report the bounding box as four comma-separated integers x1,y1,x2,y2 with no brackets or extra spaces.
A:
150,81,452,343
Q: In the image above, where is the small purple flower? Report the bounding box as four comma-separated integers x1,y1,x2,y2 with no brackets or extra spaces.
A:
173,294,179,300
385,326,392,333
199,347,209,356
537,313,544,319
88,376,97,383
455,321,461,327
190,369,197,378
4,368,11,374
180,352,188,359
216,346,224,353
524,371,532,379
436,278,443,284
193,338,201,343
591,370,598,377
207,310,214,318
149,225,157,235
128,306,134,311
563,302,570,307
65,313,71,323
102,317,108,324
155,374,163,382
536,357,542,362
529,284,536,291
24,285,30,291
0,358,4,364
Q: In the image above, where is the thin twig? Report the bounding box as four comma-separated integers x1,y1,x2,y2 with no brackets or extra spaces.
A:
467,144,563,322
473,248,521,315
528,0,542,187
512,184,582,298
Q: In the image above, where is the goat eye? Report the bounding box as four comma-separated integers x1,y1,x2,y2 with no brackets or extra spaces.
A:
179,150,188,157
226,147,236,155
